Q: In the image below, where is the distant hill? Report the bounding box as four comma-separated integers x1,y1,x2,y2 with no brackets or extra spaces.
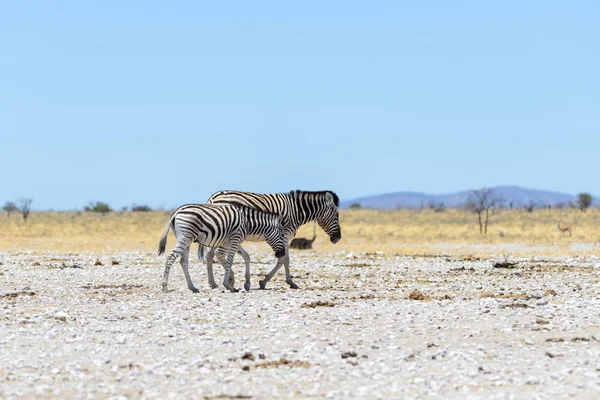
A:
341,186,592,209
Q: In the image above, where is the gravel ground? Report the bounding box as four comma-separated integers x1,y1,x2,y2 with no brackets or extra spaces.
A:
1,248,599,399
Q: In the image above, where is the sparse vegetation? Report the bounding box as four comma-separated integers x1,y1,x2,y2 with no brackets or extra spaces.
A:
18,198,32,222
1,208,598,257
84,202,112,214
428,200,446,213
348,203,362,210
2,202,19,218
131,204,153,212
576,193,592,212
466,189,503,234
524,201,536,213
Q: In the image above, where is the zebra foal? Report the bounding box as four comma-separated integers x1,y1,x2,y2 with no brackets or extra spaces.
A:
158,204,286,293
203,190,342,290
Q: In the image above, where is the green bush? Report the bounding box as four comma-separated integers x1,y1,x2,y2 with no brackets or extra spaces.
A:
576,193,592,211
349,203,362,210
2,201,19,217
84,202,112,214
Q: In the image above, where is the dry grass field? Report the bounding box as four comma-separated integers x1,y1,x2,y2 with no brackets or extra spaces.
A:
1,208,599,256
1,209,599,399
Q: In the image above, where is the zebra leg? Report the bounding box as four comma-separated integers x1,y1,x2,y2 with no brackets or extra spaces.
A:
259,258,283,289
222,235,242,293
162,240,189,292
237,246,251,291
281,252,299,289
215,248,236,288
162,250,179,292
179,247,199,293
206,247,219,289
259,249,297,289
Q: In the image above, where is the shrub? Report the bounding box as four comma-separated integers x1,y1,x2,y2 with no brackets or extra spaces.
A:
84,202,112,214
576,193,592,211
349,203,362,210
131,204,153,212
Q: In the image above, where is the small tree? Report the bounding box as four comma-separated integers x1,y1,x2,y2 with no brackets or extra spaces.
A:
18,198,32,222
84,201,112,214
2,202,19,218
348,203,362,210
576,193,592,212
466,189,503,234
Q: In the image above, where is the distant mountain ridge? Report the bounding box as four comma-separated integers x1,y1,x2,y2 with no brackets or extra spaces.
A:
340,186,593,209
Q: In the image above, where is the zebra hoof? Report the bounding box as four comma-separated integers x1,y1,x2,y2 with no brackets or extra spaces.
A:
190,287,199,293
244,282,251,291
259,280,267,290
288,281,299,289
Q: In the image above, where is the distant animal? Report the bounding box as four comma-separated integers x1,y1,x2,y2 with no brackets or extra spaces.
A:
289,221,317,250
158,204,286,293
555,221,572,237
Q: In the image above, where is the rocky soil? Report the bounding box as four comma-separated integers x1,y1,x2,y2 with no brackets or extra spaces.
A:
1,248,599,399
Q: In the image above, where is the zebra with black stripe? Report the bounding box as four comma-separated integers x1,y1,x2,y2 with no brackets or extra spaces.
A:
158,204,286,293
202,190,342,290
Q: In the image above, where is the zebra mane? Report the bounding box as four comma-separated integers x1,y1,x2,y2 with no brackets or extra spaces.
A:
288,190,340,207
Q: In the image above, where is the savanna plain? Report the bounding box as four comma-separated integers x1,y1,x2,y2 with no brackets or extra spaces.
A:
1,209,599,399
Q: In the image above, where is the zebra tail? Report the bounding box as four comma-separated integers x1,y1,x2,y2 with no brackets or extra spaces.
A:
198,245,205,264
158,212,177,255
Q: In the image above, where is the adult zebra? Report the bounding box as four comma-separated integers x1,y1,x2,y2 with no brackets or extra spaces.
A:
158,204,286,293
202,190,342,290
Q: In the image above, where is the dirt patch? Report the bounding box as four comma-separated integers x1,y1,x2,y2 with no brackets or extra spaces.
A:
500,302,530,309
344,263,370,268
408,289,430,301
301,300,336,308
0,291,36,299
81,284,146,290
254,358,311,369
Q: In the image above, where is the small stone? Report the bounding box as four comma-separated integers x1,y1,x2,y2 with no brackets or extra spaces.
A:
242,366,250,371
111,260,120,265
341,351,357,359
241,352,255,361
94,259,103,266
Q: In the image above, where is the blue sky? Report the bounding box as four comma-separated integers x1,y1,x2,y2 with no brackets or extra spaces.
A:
1,1,598,210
